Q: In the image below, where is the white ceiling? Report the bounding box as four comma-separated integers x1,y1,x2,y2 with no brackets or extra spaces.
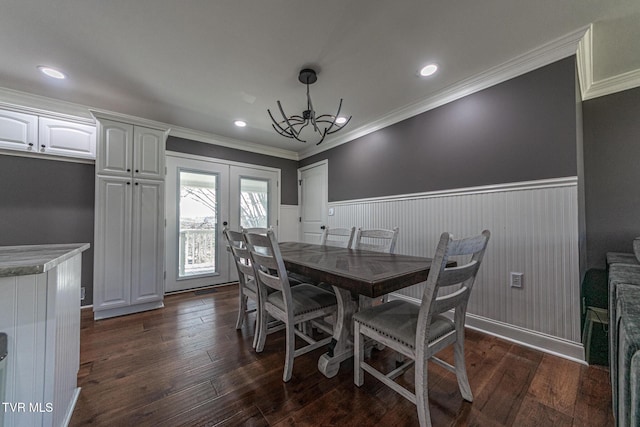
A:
1,1,639,157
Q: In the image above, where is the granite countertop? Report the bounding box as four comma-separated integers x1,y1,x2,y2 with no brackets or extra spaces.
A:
0,243,90,278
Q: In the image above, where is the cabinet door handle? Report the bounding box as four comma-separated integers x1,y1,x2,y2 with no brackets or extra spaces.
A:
40,144,46,152
127,182,131,185
27,143,34,150
127,169,131,172
135,169,139,173
135,182,139,186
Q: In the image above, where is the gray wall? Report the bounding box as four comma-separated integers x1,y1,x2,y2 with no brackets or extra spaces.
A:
0,155,95,302
301,57,578,202
166,136,299,205
0,139,299,306
583,86,640,269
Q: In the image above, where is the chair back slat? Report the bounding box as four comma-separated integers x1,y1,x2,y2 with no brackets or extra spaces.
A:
320,226,356,248
437,261,480,288
243,227,269,235
354,227,399,254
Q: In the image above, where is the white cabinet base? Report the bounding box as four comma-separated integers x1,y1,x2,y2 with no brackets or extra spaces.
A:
94,300,164,320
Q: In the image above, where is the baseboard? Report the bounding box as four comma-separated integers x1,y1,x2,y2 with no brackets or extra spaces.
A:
62,387,81,427
389,293,586,364
93,301,164,320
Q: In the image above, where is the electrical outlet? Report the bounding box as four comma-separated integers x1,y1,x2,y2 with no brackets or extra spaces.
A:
81,287,86,301
510,272,523,288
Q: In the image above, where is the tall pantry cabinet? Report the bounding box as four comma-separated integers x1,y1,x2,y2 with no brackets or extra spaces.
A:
93,117,168,320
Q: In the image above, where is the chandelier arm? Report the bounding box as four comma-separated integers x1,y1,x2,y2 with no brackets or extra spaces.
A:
271,123,295,139
268,108,295,137
324,98,343,135
315,128,329,145
326,115,352,135
276,100,300,139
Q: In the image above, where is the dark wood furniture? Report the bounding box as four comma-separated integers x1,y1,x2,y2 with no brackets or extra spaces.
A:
278,241,443,378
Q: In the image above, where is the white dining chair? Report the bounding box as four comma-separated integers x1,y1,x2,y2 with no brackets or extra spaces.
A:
244,229,338,382
353,227,399,253
320,226,356,248
353,230,490,427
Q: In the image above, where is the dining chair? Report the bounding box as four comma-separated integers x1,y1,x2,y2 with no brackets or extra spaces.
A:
354,227,400,304
320,226,356,248
354,227,399,253
223,228,263,348
244,229,338,382
353,230,490,427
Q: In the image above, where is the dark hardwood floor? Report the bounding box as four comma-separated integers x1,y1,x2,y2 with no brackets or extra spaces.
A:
70,285,613,426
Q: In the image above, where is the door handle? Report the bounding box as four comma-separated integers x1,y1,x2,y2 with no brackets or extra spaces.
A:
320,225,326,230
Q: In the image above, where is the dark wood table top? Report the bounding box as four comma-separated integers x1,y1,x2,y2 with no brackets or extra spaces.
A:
279,242,440,298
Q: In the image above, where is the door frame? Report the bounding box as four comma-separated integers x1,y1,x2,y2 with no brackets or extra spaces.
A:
298,160,328,244
165,151,281,292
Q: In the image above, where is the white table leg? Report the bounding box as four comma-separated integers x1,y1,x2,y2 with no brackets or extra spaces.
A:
317,286,358,378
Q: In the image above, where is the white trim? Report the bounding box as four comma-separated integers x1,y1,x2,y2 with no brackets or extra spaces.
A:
62,387,81,427
170,126,299,161
329,176,578,206
166,150,282,174
90,110,170,131
300,27,588,159
0,86,299,161
298,158,328,173
0,87,95,124
577,25,640,100
582,68,640,101
389,293,586,364
0,149,95,165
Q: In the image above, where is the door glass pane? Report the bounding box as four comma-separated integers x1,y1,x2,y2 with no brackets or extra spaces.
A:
240,178,269,229
179,170,217,278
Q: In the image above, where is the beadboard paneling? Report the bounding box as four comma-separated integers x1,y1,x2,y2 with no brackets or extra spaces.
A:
328,178,581,344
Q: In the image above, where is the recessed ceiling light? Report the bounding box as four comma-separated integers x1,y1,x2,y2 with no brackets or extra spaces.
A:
419,64,438,77
234,120,247,127
38,66,66,79
335,117,347,124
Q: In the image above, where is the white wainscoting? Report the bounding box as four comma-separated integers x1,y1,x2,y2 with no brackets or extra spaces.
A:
328,177,584,361
279,205,300,242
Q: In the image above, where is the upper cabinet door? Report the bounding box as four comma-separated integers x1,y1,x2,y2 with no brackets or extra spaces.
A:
39,117,96,159
0,110,38,152
97,119,134,176
133,126,165,180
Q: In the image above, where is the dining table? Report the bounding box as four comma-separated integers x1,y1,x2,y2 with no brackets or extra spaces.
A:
278,241,445,378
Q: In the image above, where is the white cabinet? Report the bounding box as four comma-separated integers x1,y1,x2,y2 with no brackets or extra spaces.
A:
39,117,97,159
0,108,96,160
93,176,132,311
93,117,167,320
0,109,38,152
97,119,165,179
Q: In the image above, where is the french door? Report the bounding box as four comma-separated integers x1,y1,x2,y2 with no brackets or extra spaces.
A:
165,153,279,292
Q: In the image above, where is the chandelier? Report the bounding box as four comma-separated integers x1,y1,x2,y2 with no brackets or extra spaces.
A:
268,68,351,145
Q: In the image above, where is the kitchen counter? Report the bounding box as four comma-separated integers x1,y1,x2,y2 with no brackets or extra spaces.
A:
0,242,88,426
0,243,90,278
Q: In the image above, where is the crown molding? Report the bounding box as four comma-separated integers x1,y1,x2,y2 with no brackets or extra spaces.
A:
299,26,589,160
577,25,640,101
0,86,299,161
0,86,95,124
169,127,299,161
